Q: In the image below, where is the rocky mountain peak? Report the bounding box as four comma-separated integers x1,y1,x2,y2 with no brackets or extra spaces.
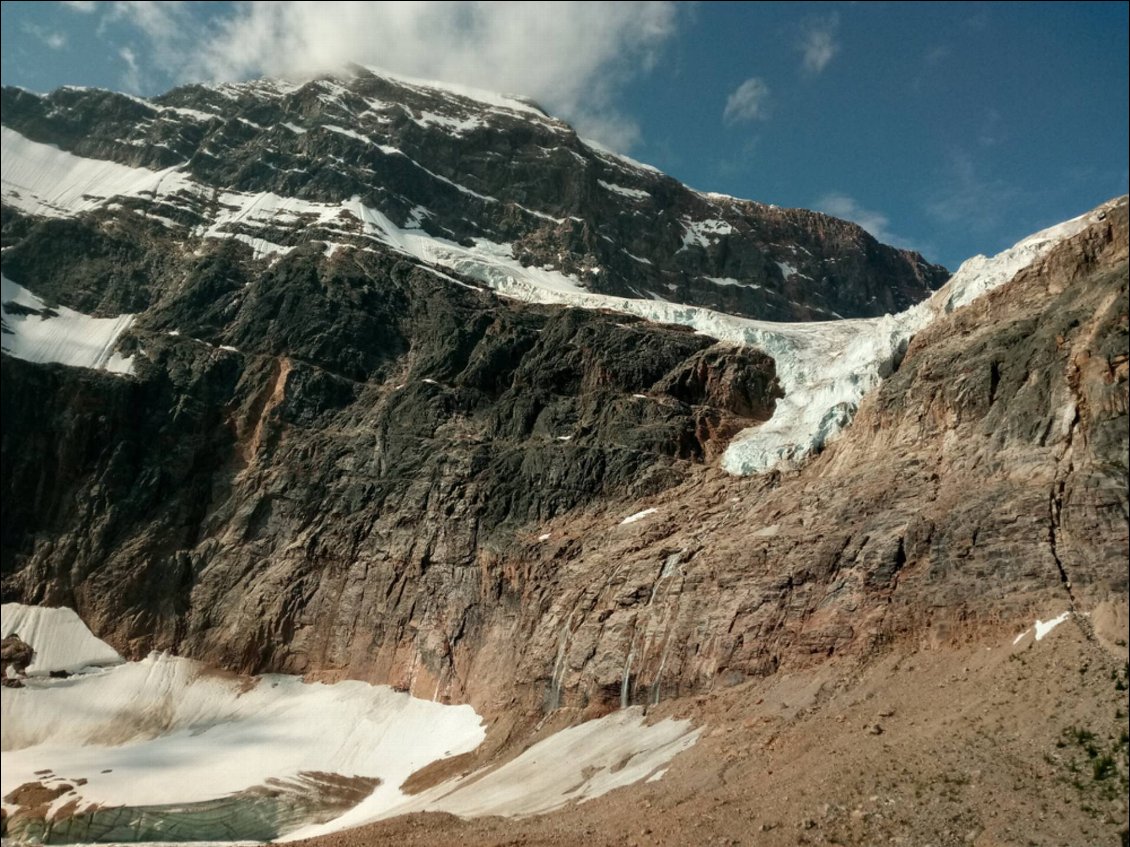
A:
1,67,947,324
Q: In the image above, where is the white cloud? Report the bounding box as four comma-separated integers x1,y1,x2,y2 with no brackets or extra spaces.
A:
22,22,68,50
924,44,950,66
722,77,770,124
118,45,142,92
61,0,97,11
799,14,839,75
815,192,920,252
106,1,679,152
977,108,1004,147
110,1,185,40
101,2,193,94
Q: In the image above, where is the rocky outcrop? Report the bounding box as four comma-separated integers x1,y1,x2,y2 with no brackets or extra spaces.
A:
474,198,1129,717
0,634,33,684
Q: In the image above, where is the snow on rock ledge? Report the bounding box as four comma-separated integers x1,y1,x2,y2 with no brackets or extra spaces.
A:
2,275,136,374
0,603,123,676
5,125,1113,472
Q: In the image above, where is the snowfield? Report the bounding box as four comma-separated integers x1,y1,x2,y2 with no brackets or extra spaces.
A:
1,604,698,841
339,708,699,827
1,604,486,835
0,126,192,219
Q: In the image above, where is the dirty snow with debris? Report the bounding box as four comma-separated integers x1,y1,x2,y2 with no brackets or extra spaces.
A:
2,603,699,840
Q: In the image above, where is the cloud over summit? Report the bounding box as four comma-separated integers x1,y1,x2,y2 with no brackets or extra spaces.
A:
110,1,680,151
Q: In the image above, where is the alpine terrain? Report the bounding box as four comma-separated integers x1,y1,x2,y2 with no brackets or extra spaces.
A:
1,66,1126,847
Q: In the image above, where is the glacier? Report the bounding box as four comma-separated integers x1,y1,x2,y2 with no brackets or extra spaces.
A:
1,124,1111,474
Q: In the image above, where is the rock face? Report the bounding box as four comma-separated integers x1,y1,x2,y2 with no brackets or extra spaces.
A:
0,70,1125,735
1,250,778,673
0,634,33,684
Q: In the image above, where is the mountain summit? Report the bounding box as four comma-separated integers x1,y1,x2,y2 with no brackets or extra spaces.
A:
1,66,946,324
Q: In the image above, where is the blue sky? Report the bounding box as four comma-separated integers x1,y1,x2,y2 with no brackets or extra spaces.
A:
2,1,1126,270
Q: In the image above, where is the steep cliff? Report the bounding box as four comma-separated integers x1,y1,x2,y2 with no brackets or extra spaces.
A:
1,72,1125,715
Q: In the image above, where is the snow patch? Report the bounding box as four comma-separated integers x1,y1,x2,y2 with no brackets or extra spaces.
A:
1,125,193,219
1012,611,1074,644
620,508,658,525
704,276,763,291
160,106,219,122
2,275,136,374
0,604,123,676
359,66,550,121
291,708,699,836
1036,611,1072,640
412,110,485,135
230,233,295,261
404,205,432,229
679,218,735,251
580,137,661,174
622,249,653,265
323,124,372,144
598,180,650,201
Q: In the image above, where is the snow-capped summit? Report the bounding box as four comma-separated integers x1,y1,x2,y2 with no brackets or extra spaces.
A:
1,67,946,327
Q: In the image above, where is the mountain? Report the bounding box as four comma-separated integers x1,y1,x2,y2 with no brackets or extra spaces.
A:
1,68,1126,846
0,65,945,323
